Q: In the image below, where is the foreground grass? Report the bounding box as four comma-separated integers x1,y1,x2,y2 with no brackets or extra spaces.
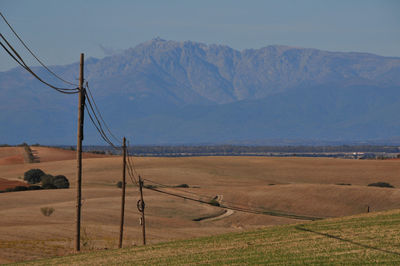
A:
15,209,400,265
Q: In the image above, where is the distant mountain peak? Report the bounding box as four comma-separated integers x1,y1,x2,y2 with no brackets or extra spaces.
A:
152,36,166,42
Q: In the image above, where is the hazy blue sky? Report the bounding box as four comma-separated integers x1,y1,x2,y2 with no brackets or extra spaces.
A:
1,0,399,71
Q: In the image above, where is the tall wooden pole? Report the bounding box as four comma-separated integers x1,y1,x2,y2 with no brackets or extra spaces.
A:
75,53,85,252
139,176,146,245
119,137,127,248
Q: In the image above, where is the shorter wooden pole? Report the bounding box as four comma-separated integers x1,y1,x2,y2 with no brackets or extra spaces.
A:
139,176,146,245
118,137,126,248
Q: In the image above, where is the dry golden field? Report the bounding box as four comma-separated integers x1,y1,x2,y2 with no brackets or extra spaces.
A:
0,147,25,165
1,147,400,263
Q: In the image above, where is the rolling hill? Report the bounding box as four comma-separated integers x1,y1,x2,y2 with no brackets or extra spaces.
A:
20,209,400,265
1,39,400,145
2,148,400,263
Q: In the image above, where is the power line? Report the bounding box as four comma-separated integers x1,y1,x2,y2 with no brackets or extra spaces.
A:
84,98,119,149
85,82,122,145
126,150,138,186
81,85,138,186
144,185,321,221
140,177,323,221
84,88,123,150
0,34,79,94
143,177,248,208
125,142,140,186
0,11,78,86
81,82,139,187
142,178,213,200
142,177,252,208
127,142,140,176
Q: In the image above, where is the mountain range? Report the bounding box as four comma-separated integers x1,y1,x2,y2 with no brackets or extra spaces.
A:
1,38,400,145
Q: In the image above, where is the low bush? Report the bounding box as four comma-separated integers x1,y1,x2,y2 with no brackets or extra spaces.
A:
175,184,189,188
53,175,69,189
368,182,394,188
116,181,123,188
40,174,70,189
209,199,220,207
40,207,55,216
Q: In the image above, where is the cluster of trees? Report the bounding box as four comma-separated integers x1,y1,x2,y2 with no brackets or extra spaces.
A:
0,169,70,193
24,169,69,189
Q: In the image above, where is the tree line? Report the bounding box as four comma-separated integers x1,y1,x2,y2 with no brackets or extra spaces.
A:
78,145,400,157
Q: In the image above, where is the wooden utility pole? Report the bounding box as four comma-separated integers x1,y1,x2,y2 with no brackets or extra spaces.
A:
75,53,85,252
119,137,127,248
138,176,146,245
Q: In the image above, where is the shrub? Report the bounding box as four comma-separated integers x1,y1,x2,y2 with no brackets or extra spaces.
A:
40,207,55,216
209,198,220,207
368,182,394,188
116,181,123,188
24,169,45,184
175,184,189,188
81,226,94,249
53,175,69,189
336,183,351,186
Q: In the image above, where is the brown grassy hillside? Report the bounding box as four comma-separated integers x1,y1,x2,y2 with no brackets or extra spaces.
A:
0,148,399,263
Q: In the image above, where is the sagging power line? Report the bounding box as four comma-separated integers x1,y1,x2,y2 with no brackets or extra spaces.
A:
85,83,122,145
0,11,78,86
141,177,322,221
84,91,120,149
0,33,79,94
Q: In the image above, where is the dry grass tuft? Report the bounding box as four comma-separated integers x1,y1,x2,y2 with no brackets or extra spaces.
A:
40,207,55,217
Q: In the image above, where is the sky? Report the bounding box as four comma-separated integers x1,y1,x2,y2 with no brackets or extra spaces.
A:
0,0,399,72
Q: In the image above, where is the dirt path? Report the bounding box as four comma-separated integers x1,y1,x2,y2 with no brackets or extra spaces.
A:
193,195,235,222
201,209,235,222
